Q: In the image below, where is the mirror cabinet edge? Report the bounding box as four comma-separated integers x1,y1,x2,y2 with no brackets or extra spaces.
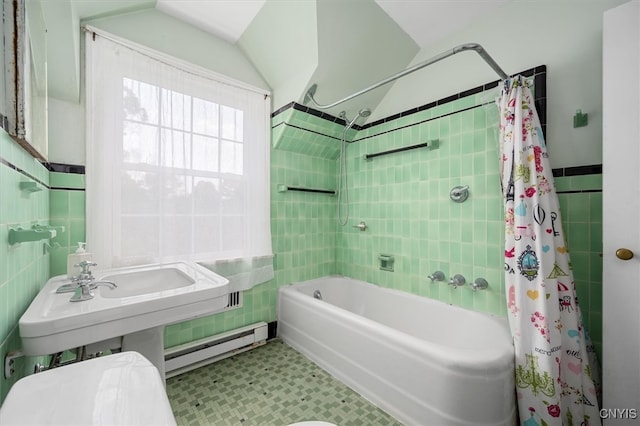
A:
1,0,48,162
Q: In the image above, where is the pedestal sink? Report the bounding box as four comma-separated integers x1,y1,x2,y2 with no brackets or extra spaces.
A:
19,262,229,378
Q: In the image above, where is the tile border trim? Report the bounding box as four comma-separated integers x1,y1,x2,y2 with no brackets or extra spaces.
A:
0,156,48,188
272,65,547,134
1,157,87,190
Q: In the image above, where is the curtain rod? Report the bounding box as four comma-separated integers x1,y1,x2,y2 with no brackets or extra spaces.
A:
82,25,271,97
304,43,509,110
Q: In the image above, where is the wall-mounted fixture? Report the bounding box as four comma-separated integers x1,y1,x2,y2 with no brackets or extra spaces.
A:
277,184,335,195
353,221,367,231
364,140,439,161
4,350,24,379
448,274,466,289
19,181,43,194
8,224,65,245
379,254,394,272
427,271,445,282
450,185,469,203
573,109,588,128
471,278,489,291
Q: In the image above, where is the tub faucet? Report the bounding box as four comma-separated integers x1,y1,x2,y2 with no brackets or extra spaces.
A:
471,278,489,291
448,274,466,289
427,271,445,282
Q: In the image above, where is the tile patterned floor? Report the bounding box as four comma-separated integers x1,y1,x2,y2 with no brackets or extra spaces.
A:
166,339,402,426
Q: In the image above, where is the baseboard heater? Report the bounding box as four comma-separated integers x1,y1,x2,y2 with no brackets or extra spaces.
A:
164,322,268,378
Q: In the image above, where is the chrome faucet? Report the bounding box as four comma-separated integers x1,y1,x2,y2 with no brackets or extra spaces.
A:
470,278,489,291
427,271,445,282
448,274,466,289
70,280,117,302
54,261,117,302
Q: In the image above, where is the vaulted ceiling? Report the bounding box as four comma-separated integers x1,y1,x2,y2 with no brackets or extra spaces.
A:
40,0,509,119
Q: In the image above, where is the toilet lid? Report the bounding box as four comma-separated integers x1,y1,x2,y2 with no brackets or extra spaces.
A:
0,352,176,425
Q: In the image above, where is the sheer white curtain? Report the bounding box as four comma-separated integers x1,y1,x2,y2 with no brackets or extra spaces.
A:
85,27,273,290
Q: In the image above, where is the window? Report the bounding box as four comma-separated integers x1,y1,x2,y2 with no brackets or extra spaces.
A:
86,28,272,271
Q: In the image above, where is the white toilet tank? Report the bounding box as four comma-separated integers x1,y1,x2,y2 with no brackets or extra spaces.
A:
0,351,176,425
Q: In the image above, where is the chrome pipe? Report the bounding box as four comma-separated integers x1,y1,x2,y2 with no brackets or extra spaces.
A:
304,43,509,110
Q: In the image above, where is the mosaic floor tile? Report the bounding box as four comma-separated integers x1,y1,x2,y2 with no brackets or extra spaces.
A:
167,339,402,426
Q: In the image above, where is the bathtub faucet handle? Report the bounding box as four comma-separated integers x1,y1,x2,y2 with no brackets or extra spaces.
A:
427,271,445,282
471,278,489,291
448,274,466,289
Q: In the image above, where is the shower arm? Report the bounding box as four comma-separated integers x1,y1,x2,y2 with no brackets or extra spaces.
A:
304,43,509,110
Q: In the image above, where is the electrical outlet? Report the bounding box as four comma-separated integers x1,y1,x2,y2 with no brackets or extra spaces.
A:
4,355,15,379
4,350,24,379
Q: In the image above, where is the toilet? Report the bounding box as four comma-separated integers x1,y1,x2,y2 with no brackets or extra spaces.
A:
0,351,176,425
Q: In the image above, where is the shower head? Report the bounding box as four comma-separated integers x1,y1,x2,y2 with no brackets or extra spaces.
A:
342,107,371,130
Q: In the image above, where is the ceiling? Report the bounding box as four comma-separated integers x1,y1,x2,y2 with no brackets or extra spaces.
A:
44,0,511,109
72,0,509,48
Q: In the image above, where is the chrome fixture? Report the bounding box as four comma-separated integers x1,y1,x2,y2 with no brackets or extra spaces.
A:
313,290,323,300
353,221,367,231
448,274,466,289
471,278,489,291
339,108,371,131
450,185,469,203
58,260,117,302
427,271,445,282
71,280,117,302
304,43,508,110
379,254,394,272
337,108,370,226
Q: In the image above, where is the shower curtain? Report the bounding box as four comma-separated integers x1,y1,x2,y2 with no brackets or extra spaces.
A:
498,77,601,425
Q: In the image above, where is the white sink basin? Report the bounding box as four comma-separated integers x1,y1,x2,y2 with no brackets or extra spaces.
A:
19,262,229,357
100,266,195,298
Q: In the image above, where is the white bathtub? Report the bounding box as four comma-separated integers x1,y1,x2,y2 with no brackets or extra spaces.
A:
278,276,516,426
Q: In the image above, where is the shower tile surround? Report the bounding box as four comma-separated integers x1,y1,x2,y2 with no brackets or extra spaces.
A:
1,64,604,405
271,65,602,357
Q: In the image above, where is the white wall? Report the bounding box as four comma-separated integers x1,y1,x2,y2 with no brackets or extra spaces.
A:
238,0,318,112
375,0,629,169
47,98,84,165
47,8,269,165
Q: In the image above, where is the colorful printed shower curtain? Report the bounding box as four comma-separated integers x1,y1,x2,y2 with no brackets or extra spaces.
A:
498,77,601,425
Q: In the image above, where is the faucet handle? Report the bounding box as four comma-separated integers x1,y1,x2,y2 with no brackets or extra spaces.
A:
352,221,367,231
471,278,489,291
427,271,445,282
448,274,466,289
74,261,97,275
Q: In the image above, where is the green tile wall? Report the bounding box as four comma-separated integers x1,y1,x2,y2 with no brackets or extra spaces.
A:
0,129,50,403
337,92,507,316
0,89,603,404
49,172,86,277
164,141,338,348
272,108,351,159
556,175,603,360
26,133,338,354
